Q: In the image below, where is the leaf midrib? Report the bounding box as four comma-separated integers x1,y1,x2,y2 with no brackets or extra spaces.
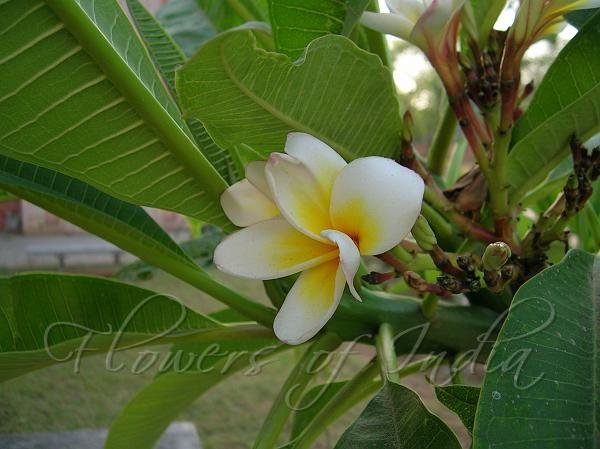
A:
45,0,229,198
219,34,355,161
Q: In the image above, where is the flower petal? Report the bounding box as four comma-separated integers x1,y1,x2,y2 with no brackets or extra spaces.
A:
386,0,426,21
245,160,272,198
214,218,338,280
330,156,424,256
322,230,362,301
220,179,279,227
360,11,414,41
284,133,346,198
265,152,332,241
412,0,465,51
273,260,345,345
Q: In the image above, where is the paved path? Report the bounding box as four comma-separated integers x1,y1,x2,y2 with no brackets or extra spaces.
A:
0,231,188,270
0,422,201,449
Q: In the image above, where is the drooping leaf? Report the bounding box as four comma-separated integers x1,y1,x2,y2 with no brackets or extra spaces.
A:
434,384,480,434
156,0,217,57
334,381,462,449
125,0,239,182
0,0,231,228
0,155,198,276
507,10,600,202
0,273,230,382
177,30,401,161
105,336,282,449
268,0,370,60
473,249,600,449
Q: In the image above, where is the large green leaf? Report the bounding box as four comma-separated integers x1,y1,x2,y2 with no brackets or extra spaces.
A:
105,336,282,449
177,30,401,161
507,10,600,202
334,381,462,448
268,0,370,60
0,155,197,275
0,273,251,382
0,0,230,227
434,384,480,434
126,0,239,182
473,249,599,449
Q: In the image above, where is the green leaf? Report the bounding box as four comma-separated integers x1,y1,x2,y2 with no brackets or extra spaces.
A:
126,0,187,95
434,384,480,434
125,0,239,182
156,0,217,57
566,8,599,28
570,202,600,253
0,155,198,276
0,272,230,382
291,381,347,439
105,337,283,449
197,0,269,31
473,249,600,449
507,10,600,203
0,0,231,228
334,381,462,449
177,30,402,161
268,0,370,60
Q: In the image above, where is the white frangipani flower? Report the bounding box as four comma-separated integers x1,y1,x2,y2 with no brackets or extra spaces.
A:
215,133,424,345
360,0,465,54
511,0,600,44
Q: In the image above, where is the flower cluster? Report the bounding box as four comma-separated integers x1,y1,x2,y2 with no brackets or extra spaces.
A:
215,133,424,345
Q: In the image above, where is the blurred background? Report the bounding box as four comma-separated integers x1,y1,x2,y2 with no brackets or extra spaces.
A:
0,1,576,448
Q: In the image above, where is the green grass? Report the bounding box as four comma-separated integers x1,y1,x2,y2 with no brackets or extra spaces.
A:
0,268,367,448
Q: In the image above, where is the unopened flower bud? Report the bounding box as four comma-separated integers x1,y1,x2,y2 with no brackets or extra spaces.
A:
482,242,511,272
411,215,437,251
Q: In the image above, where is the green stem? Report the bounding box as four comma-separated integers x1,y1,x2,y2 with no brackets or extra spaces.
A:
489,131,512,238
428,103,457,176
421,293,439,320
376,322,400,383
171,263,276,327
253,333,341,449
421,201,453,240
364,0,391,67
